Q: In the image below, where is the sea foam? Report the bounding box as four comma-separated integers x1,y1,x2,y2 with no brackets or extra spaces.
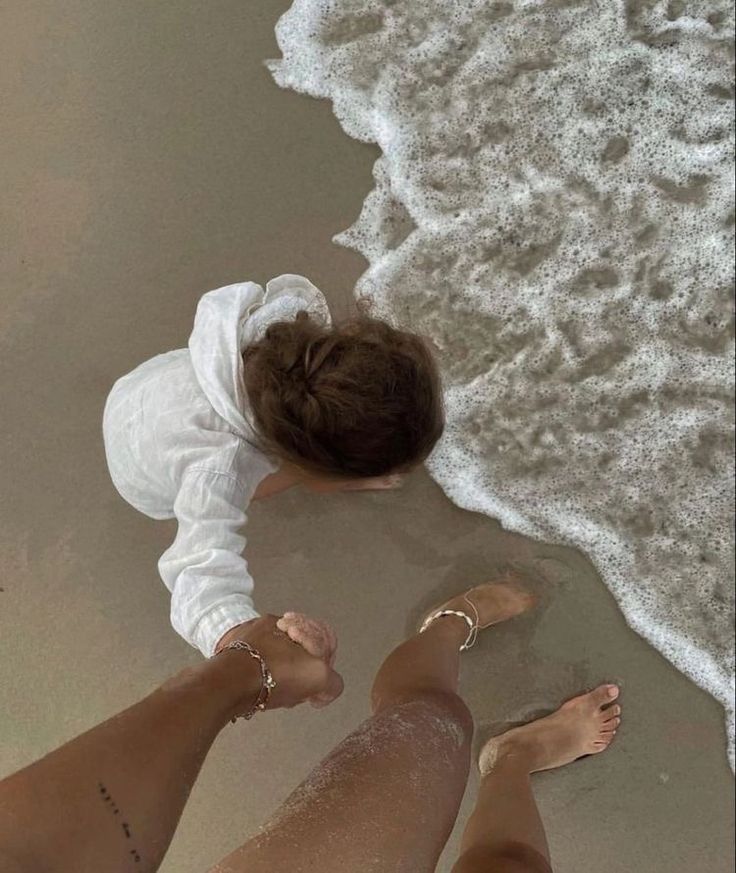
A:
269,0,736,764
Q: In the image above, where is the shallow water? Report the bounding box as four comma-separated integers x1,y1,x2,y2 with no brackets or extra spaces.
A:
269,0,735,763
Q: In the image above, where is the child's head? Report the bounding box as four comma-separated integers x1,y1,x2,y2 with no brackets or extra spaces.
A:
243,313,444,480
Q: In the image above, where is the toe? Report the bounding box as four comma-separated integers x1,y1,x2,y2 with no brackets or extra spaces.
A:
591,684,619,708
602,703,621,719
602,715,621,730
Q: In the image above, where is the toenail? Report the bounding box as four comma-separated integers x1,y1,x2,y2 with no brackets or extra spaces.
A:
607,685,618,698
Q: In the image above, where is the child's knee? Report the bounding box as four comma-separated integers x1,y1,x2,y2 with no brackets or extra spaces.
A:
452,843,553,873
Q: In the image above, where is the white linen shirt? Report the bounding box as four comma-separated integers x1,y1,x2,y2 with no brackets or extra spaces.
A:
103,274,331,656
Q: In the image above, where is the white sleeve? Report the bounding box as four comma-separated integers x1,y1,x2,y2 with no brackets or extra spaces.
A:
158,468,260,657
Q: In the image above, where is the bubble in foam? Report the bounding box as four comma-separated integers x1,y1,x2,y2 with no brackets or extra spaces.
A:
270,0,736,766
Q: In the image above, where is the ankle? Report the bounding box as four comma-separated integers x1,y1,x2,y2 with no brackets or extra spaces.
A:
422,613,470,646
481,735,538,777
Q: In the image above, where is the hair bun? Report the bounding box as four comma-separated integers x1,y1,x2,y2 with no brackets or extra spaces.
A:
243,314,444,478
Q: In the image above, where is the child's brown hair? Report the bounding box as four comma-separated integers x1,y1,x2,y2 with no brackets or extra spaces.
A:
243,313,444,479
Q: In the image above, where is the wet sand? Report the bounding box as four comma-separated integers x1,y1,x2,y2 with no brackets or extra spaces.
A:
0,3,733,871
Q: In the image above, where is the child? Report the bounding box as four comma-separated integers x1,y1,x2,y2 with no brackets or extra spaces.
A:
103,274,444,658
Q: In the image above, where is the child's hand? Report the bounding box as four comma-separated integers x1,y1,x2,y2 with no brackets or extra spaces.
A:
217,615,343,711
276,612,338,708
276,612,337,666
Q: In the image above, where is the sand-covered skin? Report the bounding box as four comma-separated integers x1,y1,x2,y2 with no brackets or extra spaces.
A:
269,1,735,762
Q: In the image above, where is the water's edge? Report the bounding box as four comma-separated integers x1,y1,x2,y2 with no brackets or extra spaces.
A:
268,0,736,766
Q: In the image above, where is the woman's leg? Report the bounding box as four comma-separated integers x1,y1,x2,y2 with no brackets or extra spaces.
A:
451,685,621,873
210,583,533,873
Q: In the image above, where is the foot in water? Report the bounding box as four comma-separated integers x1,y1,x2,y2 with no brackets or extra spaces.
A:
479,685,622,775
427,573,538,633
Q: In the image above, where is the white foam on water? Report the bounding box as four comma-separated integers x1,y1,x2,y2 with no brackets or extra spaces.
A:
268,0,736,765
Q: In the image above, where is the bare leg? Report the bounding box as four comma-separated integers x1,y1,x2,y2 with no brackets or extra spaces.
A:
337,473,405,492
452,685,621,873
211,582,534,873
254,470,405,499
303,473,406,494
211,619,471,873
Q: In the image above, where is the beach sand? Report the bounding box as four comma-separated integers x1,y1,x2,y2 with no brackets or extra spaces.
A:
0,2,733,870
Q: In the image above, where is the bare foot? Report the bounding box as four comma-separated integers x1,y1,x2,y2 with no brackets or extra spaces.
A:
430,573,537,631
479,685,622,775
